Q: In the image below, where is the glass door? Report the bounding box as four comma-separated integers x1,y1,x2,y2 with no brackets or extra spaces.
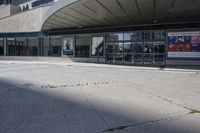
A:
106,31,166,66
124,42,133,64
153,42,165,64
115,42,123,64
133,42,143,64
106,43,115,63
144,42,154,64
106,42,123,64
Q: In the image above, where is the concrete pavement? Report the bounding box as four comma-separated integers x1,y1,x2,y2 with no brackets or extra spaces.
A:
0,61,200,133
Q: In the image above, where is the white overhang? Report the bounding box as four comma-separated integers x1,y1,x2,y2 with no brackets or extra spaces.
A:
42,0,200,31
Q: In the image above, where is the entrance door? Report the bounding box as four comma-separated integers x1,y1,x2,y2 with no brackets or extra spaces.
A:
124,42,133,64
106,43,114,63
153,42,165,64
133,42,143,64
106,42,123,64
115,42,123,64
106,31,166,66
144,42,154,64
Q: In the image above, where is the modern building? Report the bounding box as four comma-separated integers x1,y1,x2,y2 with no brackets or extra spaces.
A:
0,0,200,66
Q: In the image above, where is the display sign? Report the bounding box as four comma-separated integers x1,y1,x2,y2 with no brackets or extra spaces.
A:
32,0,54,8
63,38,73,55
91,37,104,56
168,31,200,58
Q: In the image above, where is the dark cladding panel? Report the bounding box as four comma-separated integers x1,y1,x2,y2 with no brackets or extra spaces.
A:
0,0,3,5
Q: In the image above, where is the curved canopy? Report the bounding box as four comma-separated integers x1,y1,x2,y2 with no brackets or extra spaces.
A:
42,0,200,31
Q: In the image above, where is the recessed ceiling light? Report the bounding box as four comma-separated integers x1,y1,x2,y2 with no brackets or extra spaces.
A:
153,19,159,23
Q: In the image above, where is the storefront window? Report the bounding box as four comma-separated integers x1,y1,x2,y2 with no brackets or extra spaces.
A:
0,38,4,56
91,36,104,56
144,32,153,41
160,32,166,41
124,42,133,63
106,33,123,42
28,37,39,56
75,34,90,57
124,32,143,41
115,42,123,54
51,36,62,56
133,42,143,53
106,43,114,63
124,42,132,54
7,38,16,56
43,36,50,56
153,31,166,41
16,37,27,56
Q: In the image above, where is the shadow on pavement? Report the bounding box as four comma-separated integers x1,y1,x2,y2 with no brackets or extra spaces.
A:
0,78,199,133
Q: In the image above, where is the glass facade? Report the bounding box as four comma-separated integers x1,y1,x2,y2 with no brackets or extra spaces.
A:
15,37,27,56
43,36,50,56
50,36,62,56
75,34,90,57
7,38,16,56
0,30,166,65
106,31,166,65
27,37,39,56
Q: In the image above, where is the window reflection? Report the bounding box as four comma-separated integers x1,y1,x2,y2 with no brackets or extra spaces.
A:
43,36,50,56
124,32,142,41
75,34,90,57
7,38,16,56
16,37,27,56
106,43,114,63
144,32,153,41
115,43,123,54
134,42,143,53
124,43,132,53
28,37,39,56
106,33,123,41
50,36,62,56
144,31,165,41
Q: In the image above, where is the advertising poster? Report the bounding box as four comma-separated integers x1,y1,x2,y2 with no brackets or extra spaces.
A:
63,38,73,55
91,37,104,56
168,31,200,58
191,36,200,52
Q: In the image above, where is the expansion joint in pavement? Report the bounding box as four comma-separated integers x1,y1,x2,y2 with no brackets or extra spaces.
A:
138,88,193,112
98,113,189,133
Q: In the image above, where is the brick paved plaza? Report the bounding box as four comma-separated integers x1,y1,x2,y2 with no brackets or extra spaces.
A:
0,61,200,133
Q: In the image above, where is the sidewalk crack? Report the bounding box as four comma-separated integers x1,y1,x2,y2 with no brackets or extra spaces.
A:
137,87,191,111
98,113,188,133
